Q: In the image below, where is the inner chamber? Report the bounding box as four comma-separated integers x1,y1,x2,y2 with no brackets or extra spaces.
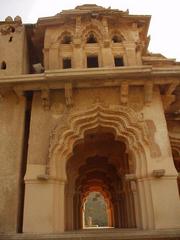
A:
65,127,136,230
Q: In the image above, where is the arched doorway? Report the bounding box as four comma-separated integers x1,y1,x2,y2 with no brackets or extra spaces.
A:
83,191,109,228
65,129,137,230
23,104,180,233
46,104,155,231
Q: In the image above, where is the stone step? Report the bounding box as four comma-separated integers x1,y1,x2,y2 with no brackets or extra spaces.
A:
0,229,180,240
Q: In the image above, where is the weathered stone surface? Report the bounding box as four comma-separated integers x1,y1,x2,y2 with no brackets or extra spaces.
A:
0,3,179,235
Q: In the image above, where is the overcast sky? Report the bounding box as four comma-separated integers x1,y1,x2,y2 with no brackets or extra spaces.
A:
1,0,180,61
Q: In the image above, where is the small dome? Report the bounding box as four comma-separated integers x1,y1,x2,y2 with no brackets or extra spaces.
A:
14,16,22,23
5,16,13,22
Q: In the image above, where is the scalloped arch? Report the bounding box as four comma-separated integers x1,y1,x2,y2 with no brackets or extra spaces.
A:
110,30,126,42
81,23,103,43
48,104,150,181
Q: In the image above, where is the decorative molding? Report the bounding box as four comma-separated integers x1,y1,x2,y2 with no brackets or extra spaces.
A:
162,82,179,111
65,82,73,106
162,95,176,111
0,21,22,35
48,103,150,180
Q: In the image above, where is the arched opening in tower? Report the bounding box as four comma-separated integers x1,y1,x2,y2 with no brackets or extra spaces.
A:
65,127,137,231
83,191,109,228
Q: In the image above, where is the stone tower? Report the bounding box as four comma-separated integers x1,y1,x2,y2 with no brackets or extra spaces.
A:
0,4,179,238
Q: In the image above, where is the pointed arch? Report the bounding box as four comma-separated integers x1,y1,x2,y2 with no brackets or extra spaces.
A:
59,31,73,44
111,30,126,43
81,23,103,44
48,104,151,181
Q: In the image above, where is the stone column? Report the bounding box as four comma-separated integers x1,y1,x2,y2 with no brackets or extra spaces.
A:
0,94,26,233
131,181,141,228
48,44,59,69
23,165,66,233
43,48,49,70
65,191,74,231
142,88,180,229
150,175,180,229
101,43,114,67
136,177,155,230
73,39,84,68
123,42,137,66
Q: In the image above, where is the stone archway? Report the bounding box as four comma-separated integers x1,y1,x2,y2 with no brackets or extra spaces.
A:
48,103,155,231
65,133,136,231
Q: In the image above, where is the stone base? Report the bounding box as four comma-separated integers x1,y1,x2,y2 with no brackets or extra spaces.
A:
0,229,180,240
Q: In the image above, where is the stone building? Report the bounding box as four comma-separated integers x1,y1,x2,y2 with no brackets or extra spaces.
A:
0,4,180,239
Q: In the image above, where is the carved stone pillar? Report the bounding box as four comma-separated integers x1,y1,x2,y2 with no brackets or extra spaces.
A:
131,181,141,228
43,48,49,70
48,44,59,69
73,191,81,230
73,45,84,68
23,171,66,233
65,191,74,231
136,177,155,230
101,46,114,67
123,42,137,66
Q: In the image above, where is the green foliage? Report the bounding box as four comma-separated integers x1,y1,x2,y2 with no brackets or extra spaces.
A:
84,192,108,227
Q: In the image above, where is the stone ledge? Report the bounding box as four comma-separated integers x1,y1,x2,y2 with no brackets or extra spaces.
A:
0,229,180,240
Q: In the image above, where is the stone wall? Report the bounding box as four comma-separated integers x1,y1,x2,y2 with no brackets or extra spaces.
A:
0,93,25,232
0,25,29,76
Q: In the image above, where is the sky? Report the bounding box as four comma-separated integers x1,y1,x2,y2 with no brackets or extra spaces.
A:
0,0,180,61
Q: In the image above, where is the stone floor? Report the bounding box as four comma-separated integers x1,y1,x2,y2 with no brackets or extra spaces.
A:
0,229,180,240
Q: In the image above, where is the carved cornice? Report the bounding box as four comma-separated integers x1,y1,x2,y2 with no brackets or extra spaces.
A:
0,67,180,91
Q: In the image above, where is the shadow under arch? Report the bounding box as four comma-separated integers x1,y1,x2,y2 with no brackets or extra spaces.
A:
81,23,103,44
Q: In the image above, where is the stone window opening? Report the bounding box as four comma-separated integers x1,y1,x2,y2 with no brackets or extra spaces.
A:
9,36,13,42
87,55,99,68
61,35,72,44
112,35,123,43
86,32,98,43
63,58,72,69
1,61,7,70
114,56,124,67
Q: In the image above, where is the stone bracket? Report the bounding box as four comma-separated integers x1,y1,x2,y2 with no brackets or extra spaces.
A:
120,83,129,105
41,89,50,110
162,82,179,111
65,82,73,107
165,82,179,95
144,82,153,105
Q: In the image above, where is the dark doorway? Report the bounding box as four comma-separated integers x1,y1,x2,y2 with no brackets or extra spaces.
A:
114,57,124,67
87,56,99,68
63,58,72,69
